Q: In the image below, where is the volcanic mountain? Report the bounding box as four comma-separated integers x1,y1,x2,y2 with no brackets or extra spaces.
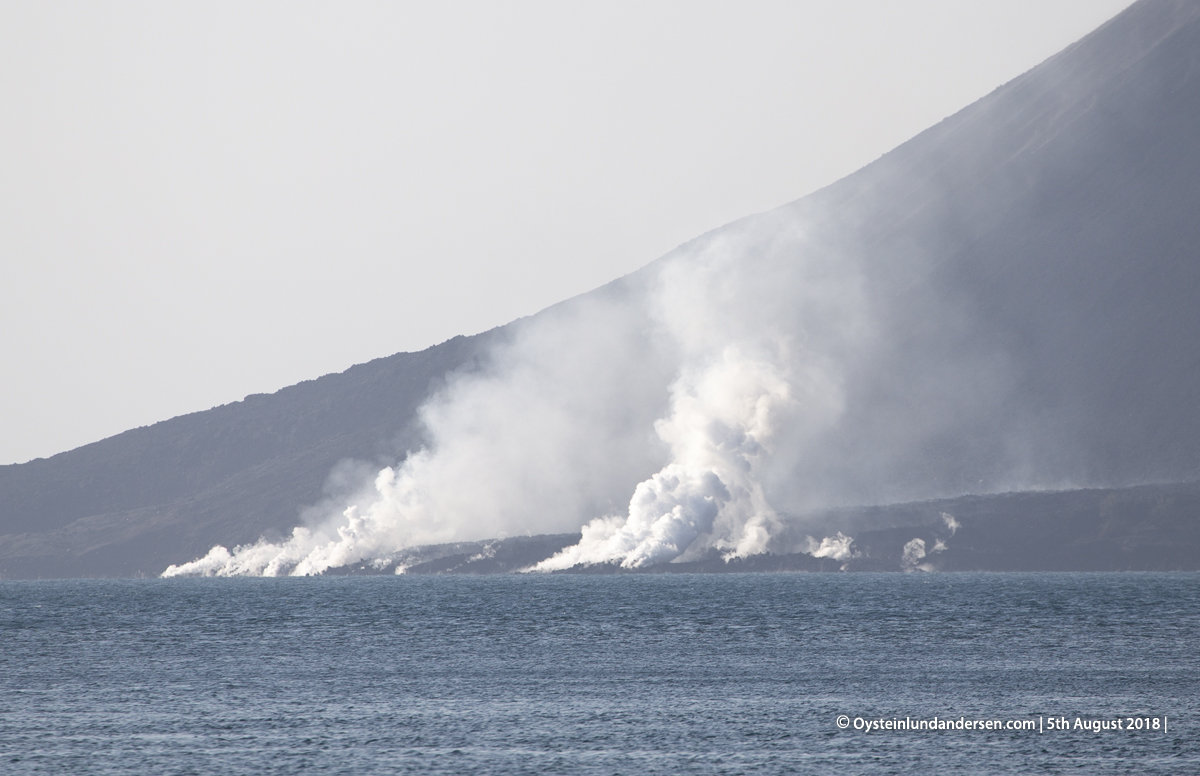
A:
3,0,1200,577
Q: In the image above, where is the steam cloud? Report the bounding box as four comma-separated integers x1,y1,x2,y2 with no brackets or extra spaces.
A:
534,348,792,570
901,538,927,570
163,192,1033,578
804,532,856,562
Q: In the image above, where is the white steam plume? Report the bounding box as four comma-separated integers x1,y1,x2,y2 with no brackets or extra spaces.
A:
804,532,856,562
901,537,927,571
164,207,874,577
163,290,674,577
534,348,792,570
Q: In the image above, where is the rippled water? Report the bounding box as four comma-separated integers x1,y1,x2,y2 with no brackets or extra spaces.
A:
2,573,1196,774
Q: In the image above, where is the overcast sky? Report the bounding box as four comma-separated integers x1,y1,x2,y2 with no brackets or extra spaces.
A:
1,1,1134,465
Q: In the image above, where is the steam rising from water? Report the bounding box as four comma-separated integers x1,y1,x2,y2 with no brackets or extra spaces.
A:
535,348,792,570
163,201,1009,577
163,208,869,577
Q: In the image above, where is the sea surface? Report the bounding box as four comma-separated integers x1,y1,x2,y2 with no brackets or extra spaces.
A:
1,573,1196,774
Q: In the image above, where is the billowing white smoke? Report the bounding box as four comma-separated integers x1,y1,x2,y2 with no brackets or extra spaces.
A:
804,532,856,562
901,534,948,572
535,348,791,569
901,538,927,571
163,208,869,577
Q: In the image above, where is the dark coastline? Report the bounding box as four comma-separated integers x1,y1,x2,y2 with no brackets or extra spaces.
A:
321,480,1200,577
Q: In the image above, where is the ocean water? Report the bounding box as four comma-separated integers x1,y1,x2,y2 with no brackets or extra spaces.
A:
1,573,1196,775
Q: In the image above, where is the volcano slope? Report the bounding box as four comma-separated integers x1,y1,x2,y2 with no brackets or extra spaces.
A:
3,0,1200,577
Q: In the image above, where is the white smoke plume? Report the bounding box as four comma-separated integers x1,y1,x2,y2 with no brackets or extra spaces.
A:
804,532,856,562
164,286,676,577
534,348,792,570
901,535,947,572
901,537,928,571
163,206,887,578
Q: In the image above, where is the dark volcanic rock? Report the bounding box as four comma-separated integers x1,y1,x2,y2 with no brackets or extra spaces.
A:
841,481,1200,572
325,534,584,576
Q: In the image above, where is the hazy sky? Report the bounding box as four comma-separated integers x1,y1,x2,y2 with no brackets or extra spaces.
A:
1,1,1134,465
